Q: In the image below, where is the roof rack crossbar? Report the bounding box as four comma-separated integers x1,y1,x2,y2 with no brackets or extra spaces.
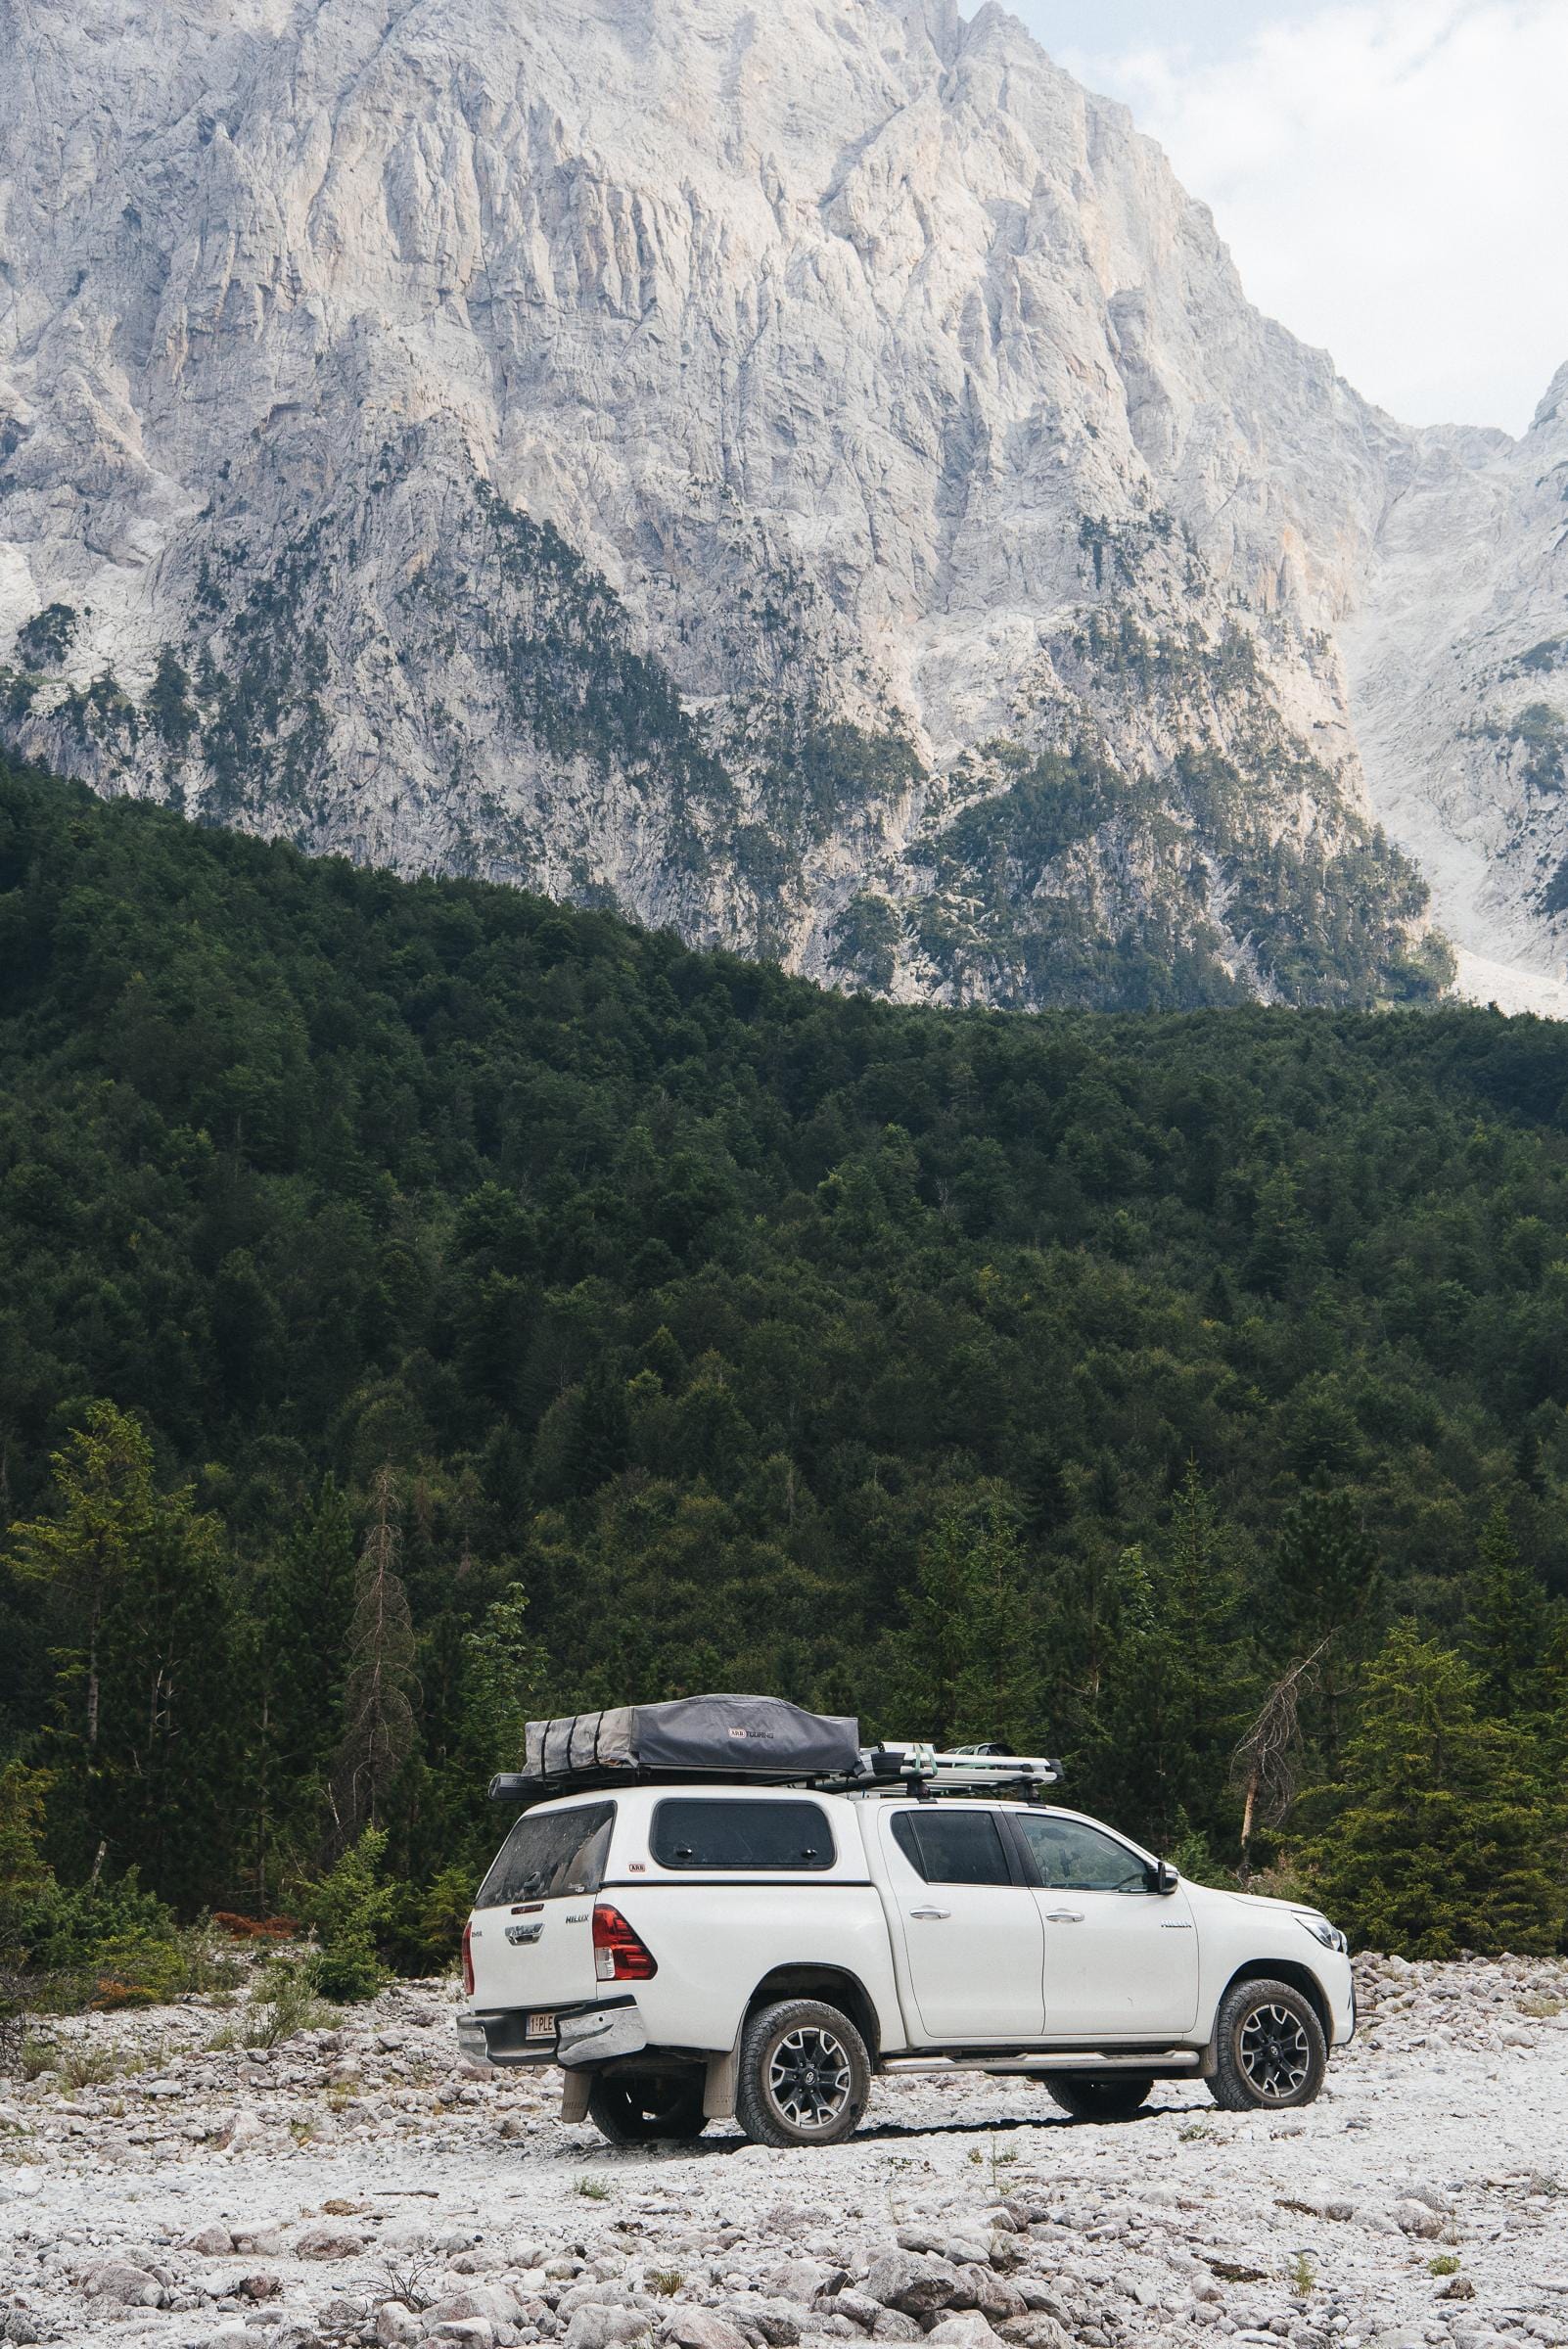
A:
488,1743,1064,1806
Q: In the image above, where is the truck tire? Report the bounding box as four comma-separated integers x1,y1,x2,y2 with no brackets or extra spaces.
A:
734,1998,869,2147
1207,1978,1327,2111
1044,2073,1153,2122
585,2069,709,2144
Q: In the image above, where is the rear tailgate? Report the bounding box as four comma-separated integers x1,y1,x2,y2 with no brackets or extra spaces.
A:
467,1798,614,2022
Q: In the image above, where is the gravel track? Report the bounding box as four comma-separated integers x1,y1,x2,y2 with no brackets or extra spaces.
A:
3,1954,1565,2349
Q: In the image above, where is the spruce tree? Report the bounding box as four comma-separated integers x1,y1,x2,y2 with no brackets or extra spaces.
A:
882,1498,1038,1751
1465,1502,1550,1717
8,1404,236,1904
1304,1623,1564,1957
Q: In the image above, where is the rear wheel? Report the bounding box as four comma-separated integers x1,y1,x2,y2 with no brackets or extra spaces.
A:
1044,2073,1153,2122
1207,1978,1326,2111
735,1998,869,2147
585,2069,709,2145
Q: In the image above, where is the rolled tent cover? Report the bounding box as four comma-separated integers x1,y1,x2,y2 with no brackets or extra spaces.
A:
520,1694,860,1783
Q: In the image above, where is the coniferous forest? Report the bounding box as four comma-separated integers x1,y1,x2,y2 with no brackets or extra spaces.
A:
1,754,1565,2005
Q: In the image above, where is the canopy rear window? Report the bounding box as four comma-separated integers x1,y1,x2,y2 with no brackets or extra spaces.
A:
651,1797,835,1871
478,1801,615,1907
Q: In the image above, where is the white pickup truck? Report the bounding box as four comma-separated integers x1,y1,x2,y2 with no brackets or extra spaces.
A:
457,1778,1354,2147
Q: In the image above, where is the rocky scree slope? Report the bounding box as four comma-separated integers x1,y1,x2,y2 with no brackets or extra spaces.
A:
2,1955,1567,2348
0,0,1557,1006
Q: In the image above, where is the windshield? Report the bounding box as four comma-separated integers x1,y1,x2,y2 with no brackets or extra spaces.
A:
476,1801,615,1906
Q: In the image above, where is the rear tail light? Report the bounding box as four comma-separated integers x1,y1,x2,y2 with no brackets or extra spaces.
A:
461,1917,475,1997
592,1903,657,1981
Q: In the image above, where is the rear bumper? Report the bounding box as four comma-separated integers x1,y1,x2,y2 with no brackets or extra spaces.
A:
457,1995,648,2070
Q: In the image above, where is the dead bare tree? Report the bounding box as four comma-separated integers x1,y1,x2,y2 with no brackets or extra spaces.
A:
330,1466,417,1850
1231,1635,1332,1885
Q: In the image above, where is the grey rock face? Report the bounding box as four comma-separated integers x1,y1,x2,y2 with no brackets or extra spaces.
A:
0,0,1558,1004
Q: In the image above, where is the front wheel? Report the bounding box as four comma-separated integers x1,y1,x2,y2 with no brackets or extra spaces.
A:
585,2070,709,2145
734,1998,870,2147
1207,1978,1327,2111
1044,2073,1152,2122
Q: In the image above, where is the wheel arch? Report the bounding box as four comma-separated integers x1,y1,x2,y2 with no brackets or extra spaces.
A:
1216,1958,1331,2044
744,1964,882,2062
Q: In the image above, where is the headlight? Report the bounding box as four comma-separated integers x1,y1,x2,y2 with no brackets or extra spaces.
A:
1295,1911,1349,1955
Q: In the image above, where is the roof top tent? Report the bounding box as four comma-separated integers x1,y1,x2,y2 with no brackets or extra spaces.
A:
487,1694,1063,1808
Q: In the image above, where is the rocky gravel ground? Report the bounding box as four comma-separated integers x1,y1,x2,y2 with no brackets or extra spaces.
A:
3,1954,1566,2349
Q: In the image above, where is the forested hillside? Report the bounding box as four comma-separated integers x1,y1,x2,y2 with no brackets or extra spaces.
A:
1,758,1564,1994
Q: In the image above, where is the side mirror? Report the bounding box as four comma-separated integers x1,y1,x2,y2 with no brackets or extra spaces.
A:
1150,1860,1180,1896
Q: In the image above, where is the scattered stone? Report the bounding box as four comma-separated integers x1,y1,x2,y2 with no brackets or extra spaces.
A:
568,2306,657,2349
80,2258,167,2308
865,2251,961,2318
925,2318,1001,2349
663,2311,751,2349
186,2225,236,2256
295,2221,367,2260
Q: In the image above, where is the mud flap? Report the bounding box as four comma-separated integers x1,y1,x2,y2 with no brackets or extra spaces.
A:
703,2048,738,2121
560,2071,591,2124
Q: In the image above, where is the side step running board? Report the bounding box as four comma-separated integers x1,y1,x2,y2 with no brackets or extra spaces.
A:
883,2050,1202,2076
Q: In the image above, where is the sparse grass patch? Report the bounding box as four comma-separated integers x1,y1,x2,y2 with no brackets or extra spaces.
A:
19,2036,57,2082
647,2271,684,2297
574,2173,611,2199
55,2042,120,2090
1291,2253,1316,2296
1429,2256,1461,2277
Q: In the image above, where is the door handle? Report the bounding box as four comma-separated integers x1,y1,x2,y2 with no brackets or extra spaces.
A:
908,1907,951,1920
1044,1910,1084,1923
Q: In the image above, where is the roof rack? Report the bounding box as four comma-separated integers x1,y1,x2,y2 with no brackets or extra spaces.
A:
488,1741,1064,1808
846,1742,1064,1803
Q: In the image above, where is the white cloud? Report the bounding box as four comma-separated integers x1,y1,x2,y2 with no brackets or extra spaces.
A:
1048,0,1568,435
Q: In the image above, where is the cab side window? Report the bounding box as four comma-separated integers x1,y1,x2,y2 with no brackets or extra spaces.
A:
892,1810,1014,1885
1018,1816,1149,1893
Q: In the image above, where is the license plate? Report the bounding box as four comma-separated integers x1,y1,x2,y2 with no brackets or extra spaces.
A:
526,2010,555,2040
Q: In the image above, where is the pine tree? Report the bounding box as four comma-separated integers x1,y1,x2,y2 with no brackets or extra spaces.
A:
1094,1465,1254,1852
247,1476,357,1892
1303,1623,1565,1957
882,1498,1038,1751
8,1404,236,1902
1465,1502,1550,1717
1020,1442,1072,1545
331,1468,418,1850
8,1403,161,1758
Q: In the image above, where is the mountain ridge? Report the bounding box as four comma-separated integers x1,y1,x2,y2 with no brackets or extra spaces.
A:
0,0,1560,1007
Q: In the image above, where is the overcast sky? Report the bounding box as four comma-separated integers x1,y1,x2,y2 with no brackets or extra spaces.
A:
1005,0,1568,436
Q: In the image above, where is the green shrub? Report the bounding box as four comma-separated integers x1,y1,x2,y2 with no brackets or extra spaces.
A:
245,1954,331,2047
296,1831,396,2003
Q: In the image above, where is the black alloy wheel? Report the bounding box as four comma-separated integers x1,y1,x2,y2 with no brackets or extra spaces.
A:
1208,1976,1328,2111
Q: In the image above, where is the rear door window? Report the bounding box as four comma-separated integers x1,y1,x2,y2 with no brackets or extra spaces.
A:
651,1798,835,1870
477,1802,615,1906
892,1809,1014,1885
